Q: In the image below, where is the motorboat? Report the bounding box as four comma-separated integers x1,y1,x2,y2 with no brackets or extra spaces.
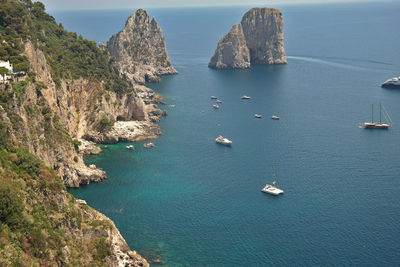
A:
144,142,155,149
210,96,217,99
271,115,280,120
254,114,262,118
126,145,134,150
215,136,232,146
241,95,251,99
213,104,220,109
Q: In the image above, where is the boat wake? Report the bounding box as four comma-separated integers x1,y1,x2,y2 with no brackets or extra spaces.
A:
287,56,389,73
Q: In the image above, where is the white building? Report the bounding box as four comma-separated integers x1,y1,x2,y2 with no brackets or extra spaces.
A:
0,60,13,81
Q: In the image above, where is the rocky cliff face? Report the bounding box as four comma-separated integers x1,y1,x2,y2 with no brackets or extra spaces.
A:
209,7,287,69
0,41,164,188
208,23,250,69
107,9,177,84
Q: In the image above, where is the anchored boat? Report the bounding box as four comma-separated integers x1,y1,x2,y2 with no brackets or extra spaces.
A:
271,115,280,120
363,103,392,129
261,167,284,196
215,136,232,146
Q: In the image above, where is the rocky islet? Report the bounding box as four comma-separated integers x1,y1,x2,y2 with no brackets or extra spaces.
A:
209,8,287,69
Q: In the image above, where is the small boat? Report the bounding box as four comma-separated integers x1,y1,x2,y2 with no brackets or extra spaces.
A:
169,105,175,108
126,145,134,150
210,96,217,99
363,103,392,129
216,100,222,103
103,145,109,149
241,95,251,99
381,76,400,89
213,104,220,109
261,167,284,196
254,114,262,118
144,142,155,149
271,115,280,120
215,136,232,146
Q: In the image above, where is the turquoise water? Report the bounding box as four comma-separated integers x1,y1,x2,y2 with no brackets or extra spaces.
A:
59,2,400,266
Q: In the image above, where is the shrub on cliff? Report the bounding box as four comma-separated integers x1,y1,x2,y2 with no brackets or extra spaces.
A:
0,184,27,231
97,115,114,132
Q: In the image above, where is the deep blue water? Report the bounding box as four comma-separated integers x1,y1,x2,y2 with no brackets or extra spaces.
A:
56,2,400,266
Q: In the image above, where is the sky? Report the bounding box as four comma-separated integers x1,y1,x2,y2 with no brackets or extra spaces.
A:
38,0,374,10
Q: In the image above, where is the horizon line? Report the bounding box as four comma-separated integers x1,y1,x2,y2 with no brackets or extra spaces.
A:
45,0,391,12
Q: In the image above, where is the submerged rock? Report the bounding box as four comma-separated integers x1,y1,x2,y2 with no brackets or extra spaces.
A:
107,9,177,84
209,7,287,69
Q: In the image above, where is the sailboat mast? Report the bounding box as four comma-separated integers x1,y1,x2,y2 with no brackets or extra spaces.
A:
371,104,374,123
380,103,382,123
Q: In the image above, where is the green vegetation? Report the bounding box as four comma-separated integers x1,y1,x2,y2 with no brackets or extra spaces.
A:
0,67,8,81
0,119,115,265
12,78,29,103
97,115,114,132
94,237,112,261
0,183,27,231
0,0,130,94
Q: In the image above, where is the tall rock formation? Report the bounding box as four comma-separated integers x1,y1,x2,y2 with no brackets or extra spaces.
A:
208,24,250,69
209,7,287,69
107,9,177,84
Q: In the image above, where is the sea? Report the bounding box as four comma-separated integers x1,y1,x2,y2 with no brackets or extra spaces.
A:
53,2,400,266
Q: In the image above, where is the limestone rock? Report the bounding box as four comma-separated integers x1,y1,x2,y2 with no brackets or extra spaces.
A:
241,8,287,65
84,121,162,144
208,24,250,69
209,7,287,69
107,9,177,84
78,139,102,155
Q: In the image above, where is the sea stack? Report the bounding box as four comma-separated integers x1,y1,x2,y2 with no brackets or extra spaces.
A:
209,8,287,69
107,9,177,84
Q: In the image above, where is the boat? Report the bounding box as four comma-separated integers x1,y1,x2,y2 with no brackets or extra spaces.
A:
216,100,222,103
241,95,251,99
261,167,284,196
215,136,232,146
381,76,400,89
144,142,155,149
126,145,134,150
254,114,262,118
210,96,217,99
169,104,175,108
363,103,392,129
213,104,220,109
271,115,280,120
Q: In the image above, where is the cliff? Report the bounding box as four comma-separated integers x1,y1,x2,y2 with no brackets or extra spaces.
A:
209,7,287,69
0,1,174,265
0,144,148,266
208,24,250,69
107,9,177,84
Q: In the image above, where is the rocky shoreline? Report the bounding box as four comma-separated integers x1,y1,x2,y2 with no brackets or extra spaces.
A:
0,3,176,265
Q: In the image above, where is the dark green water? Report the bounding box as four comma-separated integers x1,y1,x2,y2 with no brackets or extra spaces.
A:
59,2,400,265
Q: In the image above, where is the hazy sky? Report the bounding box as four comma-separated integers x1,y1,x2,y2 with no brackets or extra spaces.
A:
39,0,373,10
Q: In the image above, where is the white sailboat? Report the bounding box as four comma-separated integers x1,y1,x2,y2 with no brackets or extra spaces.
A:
261,167,284,196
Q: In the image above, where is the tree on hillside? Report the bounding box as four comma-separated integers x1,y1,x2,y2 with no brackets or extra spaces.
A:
0,67,9,82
